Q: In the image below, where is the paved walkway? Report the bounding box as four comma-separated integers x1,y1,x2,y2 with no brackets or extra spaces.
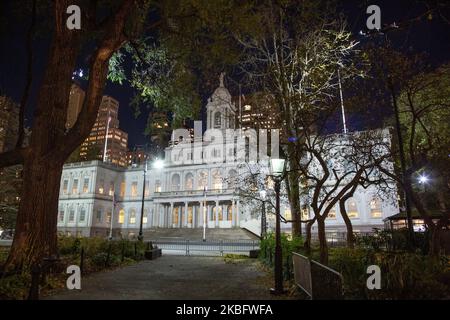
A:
46,256,290,300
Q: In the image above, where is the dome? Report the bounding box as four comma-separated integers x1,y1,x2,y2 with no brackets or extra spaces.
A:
212,86,231,102
211,72,231,102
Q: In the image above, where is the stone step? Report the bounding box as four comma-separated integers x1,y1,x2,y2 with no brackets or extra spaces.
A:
143,228,259,241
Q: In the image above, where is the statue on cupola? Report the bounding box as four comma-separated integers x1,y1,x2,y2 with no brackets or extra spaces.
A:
206,73,236,130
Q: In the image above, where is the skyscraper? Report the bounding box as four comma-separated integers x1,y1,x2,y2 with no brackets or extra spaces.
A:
80,96,128,167
149,111,171,158
66,83,85,129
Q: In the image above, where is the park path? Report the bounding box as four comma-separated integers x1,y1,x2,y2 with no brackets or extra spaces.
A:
45,255,289,300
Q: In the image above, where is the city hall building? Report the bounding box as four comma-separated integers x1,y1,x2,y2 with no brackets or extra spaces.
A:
57,79,399,238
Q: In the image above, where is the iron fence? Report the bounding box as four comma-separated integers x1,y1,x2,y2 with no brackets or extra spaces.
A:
147,238,259,256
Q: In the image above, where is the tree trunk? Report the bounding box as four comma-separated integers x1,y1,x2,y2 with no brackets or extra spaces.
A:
286,143,302,237
317,217,328,265
339,195,355,248
4,158,64,272
429,227,440,256
1,0,135,273
303,217,316,254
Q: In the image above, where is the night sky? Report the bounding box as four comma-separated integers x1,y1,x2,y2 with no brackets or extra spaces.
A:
0,0,449,148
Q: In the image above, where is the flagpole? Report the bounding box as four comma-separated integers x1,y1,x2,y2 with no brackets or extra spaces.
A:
337,69,348,134
109,193,115,240
202,186,207,242
103,111,111,162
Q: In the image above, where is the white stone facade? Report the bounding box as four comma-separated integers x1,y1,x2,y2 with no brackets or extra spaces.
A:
57,80,399,238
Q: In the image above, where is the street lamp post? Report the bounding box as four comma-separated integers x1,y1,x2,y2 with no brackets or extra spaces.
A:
138,158,148,241
269,158,286,295
259,190,267,238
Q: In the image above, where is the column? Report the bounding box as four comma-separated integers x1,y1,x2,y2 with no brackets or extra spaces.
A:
184,202,188,227
207,204,211,226
170,203,174,228
231,200,236,227
215,200,219,227
177,205,182,228
236,200,240,226
199,202,204,226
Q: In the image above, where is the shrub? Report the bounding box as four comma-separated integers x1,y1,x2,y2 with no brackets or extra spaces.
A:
328,248,450,299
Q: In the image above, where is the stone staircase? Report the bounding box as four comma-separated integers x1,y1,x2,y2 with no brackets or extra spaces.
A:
143,228,259,241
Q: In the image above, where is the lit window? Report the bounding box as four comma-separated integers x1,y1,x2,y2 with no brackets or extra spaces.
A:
185,173,194,190
109,182,114,196
72,179,79,194
106,210,112,224
143,211,148,224
301,206,309,221
370,198,382,218
212,170,222,190
198,171,208,190
118,209,125,224
129,209,136,224
83,178,89,193
284,209,292,220
155,180,162,192
98,179,104,194
131,182,138,197
120,181,125,197
145,181,150,196
63,180,69,194
347,198,359,218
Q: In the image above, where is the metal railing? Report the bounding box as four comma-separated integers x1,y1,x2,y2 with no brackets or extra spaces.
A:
147,238,259,256
292,252,343,300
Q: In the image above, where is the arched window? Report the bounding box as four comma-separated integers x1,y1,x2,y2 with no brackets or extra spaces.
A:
155,180,161,192
198,171,208,190
118,209,125,224
129,209,136,224
212,170,222,190
347,198,359,218
370,198,382,218
227,170,237,189
214,112,221,128
185,173,194,190
171,174,180,191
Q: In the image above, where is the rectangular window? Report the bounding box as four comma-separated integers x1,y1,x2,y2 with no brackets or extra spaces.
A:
72,179,79,194
79,208,86,222
144,181,150,197
83,178,89,193
98,179,104,194
120,181,126,197
109,182,114,196
69,209,75,222
131,182,138,197
58,210,65,222
96,209,102,223
106,210,112,224
155,180,161,192
63,180,69,194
